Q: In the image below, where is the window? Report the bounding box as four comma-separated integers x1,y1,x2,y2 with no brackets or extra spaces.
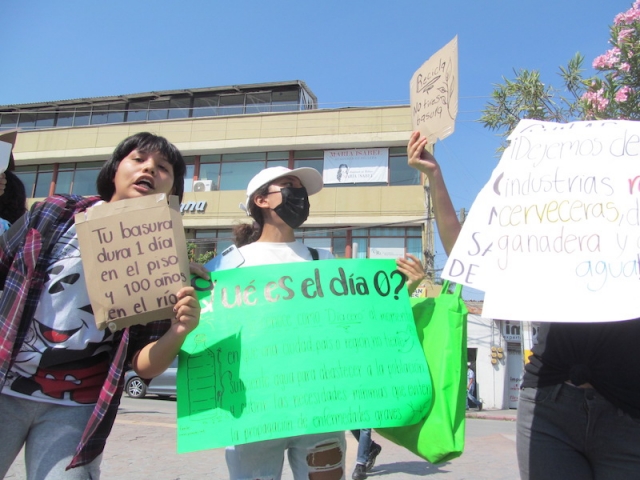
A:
352,226,422,259
14,167,37,198
72,162,102,195
74,107,91,126
294,150,323,176
90,105,109,125
389,147,420,185
272,90,299,112
245,93,271,114
199,154,221,190
193,95,218,117
107,103,126,124
18,113,36,129
126,101,149,122
56,108,75,127
34,166,54,198
55,168,74,194
148,99,169,121
0,113,18,130
168,97,191,119
218,94,244,116
296,227,347,258
220,160,265,191
35,111,55,128
182,157,196,193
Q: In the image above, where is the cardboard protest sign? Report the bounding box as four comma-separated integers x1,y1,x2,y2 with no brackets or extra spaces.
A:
443,119,640,322
177,259,433,453
410,36,458,143
75,194,190,331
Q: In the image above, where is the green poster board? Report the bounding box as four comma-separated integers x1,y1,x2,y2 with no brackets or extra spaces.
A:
177,259,433,453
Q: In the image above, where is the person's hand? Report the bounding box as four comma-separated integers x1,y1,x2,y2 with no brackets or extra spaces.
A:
190,261,210,279
408,131,440,177
396,253,426,295
0,173,6,197
171,286,200,336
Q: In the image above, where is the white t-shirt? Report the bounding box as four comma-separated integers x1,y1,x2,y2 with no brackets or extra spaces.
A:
238,241,333,267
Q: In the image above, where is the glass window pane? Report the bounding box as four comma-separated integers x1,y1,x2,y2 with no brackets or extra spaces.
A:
74,108,91,126
55,170,74,194
220,161,264,191
14,168,36,198
18,113,36,129
56,110,74,127
267,151,288,160
1,113,18,130
148,100,169,121
245,92,271,114
407,237,422,258
333,237,347,258
168,97,191,119
35,112,55,128
294,150,323,159
218,94,244,116
390,155,420,186
272,90,299,112
107,103,126,123
223,152,265,162
293,159,323,176
199,163,220,186
183,164,195,193
90,105,109,125
127,101,149,122
34,170,53,197
200,154,221,163
72,165,101,196
266,160,288,169
193,96,218,117
352,238,368,258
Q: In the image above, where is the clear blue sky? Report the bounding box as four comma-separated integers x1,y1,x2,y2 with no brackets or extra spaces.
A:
1,0,632,298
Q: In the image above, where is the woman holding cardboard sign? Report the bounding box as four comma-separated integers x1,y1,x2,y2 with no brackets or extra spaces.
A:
0,132,206,479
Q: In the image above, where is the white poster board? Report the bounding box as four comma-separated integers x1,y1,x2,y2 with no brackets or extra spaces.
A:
443,119,640,322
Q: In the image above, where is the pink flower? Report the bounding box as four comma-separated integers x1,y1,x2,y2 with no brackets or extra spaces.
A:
615,85,632,102
620,62,631,72
618,28,635,42
582,88,609,111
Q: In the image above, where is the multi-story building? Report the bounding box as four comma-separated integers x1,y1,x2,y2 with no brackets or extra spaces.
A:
1,80,431,271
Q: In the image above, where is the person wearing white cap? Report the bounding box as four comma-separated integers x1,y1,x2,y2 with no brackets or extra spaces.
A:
226,166,344,479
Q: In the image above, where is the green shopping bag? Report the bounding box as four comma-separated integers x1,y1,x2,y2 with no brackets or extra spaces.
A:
376,280,468,464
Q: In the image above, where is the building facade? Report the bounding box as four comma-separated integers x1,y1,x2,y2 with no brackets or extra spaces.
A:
2,81,432,268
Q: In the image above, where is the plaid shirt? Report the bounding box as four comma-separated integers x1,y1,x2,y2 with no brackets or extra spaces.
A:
0,195,171,469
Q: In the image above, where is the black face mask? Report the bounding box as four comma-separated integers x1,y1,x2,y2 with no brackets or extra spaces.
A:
273,186,310,228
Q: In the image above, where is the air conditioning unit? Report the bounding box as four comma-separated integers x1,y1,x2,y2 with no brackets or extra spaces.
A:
192,180,213,192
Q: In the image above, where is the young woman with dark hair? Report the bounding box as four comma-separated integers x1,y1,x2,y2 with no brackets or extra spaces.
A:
0,132,206,479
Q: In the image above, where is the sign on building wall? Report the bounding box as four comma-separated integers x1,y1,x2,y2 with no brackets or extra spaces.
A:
369,237,405,259
323,148,389,184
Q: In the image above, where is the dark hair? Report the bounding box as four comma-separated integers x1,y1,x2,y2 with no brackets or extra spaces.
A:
96,132,186,202
232,183,271,247
0,170,27,224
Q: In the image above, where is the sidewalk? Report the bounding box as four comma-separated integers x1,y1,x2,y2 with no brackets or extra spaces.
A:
466,408,518,422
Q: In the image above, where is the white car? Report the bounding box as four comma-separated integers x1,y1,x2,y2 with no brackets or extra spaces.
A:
124,357,178,399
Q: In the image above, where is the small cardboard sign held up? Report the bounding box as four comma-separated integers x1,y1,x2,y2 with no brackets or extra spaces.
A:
410,36,459,143
75,194,190,331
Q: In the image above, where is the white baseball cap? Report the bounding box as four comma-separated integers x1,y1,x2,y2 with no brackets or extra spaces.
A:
241,166,323,214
